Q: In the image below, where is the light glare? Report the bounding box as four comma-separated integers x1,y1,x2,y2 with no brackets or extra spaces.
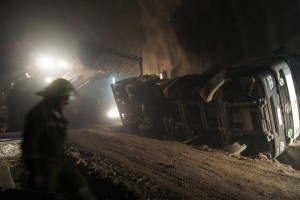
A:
107,107,119,118
58,60,68,68
39,55,54,68
45,77,53,84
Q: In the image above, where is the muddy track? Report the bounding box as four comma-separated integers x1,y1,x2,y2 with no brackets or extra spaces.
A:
66,146,184,199
67,124,300,200
103,145,241,200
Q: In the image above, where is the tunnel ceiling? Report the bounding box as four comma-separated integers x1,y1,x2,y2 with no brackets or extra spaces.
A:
0,0,300,85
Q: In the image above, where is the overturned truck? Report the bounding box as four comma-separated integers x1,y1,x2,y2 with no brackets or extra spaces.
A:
111,52,300,158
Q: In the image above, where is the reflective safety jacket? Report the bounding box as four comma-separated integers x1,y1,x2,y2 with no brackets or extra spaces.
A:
22,99,68,176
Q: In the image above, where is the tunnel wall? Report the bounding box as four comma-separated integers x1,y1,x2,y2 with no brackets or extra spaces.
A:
1,0,300,81
74,0,300,78
138,0,300,77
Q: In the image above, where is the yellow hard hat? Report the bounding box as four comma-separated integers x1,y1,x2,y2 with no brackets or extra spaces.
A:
36,78,77,97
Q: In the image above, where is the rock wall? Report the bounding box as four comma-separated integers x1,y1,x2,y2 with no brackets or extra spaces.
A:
1,0,300,81
67,0,300,77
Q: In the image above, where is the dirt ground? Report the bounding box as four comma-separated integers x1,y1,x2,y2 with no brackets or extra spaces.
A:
58,121,300,200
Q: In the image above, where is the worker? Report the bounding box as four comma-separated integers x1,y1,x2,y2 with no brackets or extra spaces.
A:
22,78,97,200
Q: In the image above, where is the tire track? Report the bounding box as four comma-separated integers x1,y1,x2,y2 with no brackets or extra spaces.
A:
103,145,242,200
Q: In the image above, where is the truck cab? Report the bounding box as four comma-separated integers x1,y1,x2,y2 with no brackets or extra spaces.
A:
203,55,300,158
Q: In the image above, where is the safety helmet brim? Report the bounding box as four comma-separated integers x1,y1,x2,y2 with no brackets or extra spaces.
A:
35,89,77,97
35,78,77,97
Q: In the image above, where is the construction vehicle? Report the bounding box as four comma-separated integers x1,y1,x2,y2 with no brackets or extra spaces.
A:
62,41,143,125
4,41,142,130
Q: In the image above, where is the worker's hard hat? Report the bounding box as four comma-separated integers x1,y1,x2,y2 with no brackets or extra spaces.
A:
35,78,77,97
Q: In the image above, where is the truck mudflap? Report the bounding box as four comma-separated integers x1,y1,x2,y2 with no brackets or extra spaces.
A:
257,71,286,157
